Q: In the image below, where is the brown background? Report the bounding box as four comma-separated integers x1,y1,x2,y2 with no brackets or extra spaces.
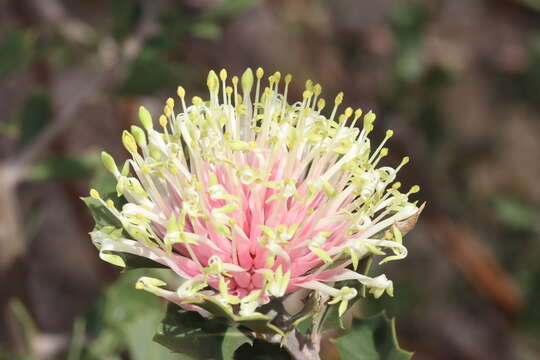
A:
1,0,540,359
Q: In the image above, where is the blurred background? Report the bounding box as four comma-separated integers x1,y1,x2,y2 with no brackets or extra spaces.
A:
1,0,540,359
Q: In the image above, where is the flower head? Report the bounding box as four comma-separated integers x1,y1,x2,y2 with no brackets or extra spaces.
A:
87,68,421,321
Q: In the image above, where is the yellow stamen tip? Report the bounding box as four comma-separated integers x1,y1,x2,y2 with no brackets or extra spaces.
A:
122,131,138,153
402,156,410,165
177,86,185,98
334,92,344,105
192,96,203,105
317,98,326,111
163,105,172,117
90,189,100,199
219,69,228,81
159,114,168,127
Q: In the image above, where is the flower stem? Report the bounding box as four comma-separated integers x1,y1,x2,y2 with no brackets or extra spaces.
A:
271,329,321,360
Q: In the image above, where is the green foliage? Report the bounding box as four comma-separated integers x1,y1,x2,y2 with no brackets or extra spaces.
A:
518,0,540,12
115,0,258,94
233,340,291,360
67,318,86,360
29,154,98,181
0,29,34,78
201,0,258,22
85,269,182,360
332,312,413,360
389,3,427,82
187,296,283,334
154,303,252,360
109,0,141,40
8,299,37,357
190,22,222,40
17,90,51,148
116,48,187,95
493,195,538,232
506,32,540,103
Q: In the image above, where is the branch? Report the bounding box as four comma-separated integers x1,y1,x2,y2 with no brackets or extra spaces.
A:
9,0,160,173
266,329,321,360
0,0,161,271
29,0,95,43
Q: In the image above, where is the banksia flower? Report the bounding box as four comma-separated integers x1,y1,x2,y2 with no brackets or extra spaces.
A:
87,68,422,324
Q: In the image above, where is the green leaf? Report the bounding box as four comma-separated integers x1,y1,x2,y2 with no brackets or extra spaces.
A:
8,299,36,355
187,296,283,335
190,21,222,40
116,48,186,95
122,254,168,270
154,303,252,360
234,339,291,360
202,0,257,21
331,312,413,360
493,195,537,232
125,312,186,360
222,327,252,360
109,0,141,40
67,318,86,360
85,269,180,359
0,29,34,78
82,196,123,229
29,154,98,181
17,90,51,148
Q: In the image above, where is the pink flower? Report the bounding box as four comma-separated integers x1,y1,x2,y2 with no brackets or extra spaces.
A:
88,68,421,318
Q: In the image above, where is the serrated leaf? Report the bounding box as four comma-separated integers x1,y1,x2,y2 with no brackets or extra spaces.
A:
331,312,413,360
154,303,252,360
233,339,291,360
222,327,252,360
188,296,283,335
